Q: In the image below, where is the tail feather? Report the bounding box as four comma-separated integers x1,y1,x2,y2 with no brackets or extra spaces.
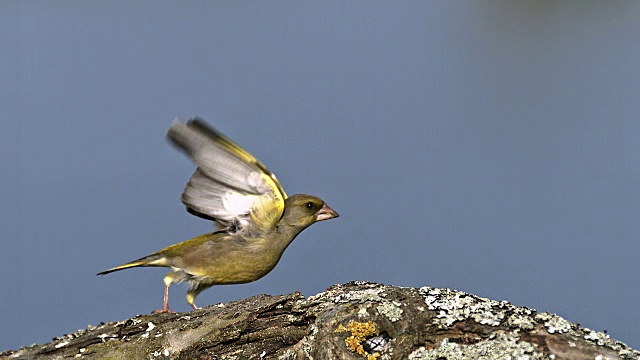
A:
97,254,164,276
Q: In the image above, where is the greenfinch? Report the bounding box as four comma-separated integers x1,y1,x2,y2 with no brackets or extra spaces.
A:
98,118,338,313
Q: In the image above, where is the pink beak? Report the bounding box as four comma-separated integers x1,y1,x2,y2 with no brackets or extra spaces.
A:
316,204,339,221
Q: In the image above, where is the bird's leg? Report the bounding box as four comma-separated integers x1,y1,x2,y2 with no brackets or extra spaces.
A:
152,284,174,314
153,276,176,314
186,287,204,311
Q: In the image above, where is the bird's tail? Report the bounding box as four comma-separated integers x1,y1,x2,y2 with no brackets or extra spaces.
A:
97,254,164,276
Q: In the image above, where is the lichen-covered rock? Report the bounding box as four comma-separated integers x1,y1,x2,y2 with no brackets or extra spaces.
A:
2,282,638,360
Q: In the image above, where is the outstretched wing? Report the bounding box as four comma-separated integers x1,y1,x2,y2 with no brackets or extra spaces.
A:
167,118,287,236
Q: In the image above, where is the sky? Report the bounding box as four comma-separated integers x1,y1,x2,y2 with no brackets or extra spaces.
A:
2,1,640,351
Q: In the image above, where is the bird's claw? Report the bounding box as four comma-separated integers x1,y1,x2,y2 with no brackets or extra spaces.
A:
152,308,175,314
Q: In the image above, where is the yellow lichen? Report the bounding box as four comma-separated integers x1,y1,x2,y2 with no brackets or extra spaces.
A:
335,321,380,360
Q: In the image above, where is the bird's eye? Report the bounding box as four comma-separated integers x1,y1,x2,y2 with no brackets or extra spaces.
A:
306,202,314,209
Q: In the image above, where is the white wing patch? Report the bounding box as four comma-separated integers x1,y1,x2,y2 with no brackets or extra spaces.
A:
223,191,258,215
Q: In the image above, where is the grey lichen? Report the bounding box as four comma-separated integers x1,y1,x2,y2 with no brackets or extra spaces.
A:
419,287,508,327
506,312,536,330
332,287,386,304
537,312,572,334
408,332,543,360
277,348,297,360
301,325,318,357
4,282,640,360
583,328,625,350
376,301,403,322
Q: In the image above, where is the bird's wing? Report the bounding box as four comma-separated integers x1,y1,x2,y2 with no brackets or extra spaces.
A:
167,118,287,235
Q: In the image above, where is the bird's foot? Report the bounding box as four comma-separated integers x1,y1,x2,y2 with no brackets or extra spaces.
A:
152,308,175,314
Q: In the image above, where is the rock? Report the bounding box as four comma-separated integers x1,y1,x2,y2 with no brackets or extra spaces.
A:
2,281,638,359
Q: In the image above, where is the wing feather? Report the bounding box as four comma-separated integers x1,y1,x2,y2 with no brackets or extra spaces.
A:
167,118,286,235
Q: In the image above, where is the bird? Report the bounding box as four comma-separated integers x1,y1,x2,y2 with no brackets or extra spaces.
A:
97,118,338,313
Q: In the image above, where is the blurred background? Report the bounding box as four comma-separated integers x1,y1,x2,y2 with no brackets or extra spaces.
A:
2,1,639,351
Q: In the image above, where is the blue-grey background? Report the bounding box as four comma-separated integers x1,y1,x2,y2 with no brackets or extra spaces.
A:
2,1,639,351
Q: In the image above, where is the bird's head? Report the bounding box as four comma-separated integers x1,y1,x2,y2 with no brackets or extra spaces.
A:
282,194,339,229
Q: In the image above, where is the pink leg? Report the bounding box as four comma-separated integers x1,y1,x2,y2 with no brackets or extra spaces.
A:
152,284,175,314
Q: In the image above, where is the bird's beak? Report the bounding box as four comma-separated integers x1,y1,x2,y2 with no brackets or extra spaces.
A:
316,204,339,221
